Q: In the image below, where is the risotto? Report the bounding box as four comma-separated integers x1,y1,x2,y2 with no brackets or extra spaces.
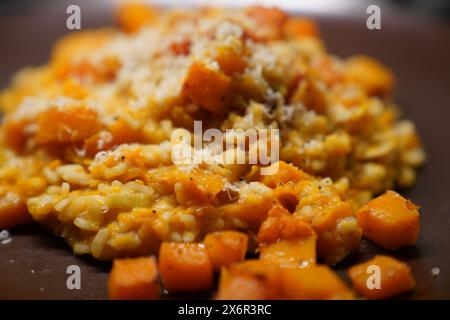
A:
0,4,424,299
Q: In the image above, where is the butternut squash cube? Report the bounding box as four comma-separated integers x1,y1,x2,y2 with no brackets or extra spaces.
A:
182,62,232,115
245,6,288,41
205,231,248,271
216,271,274,300
0,191,31,228
115,2,157,33
347,255,415,299
259,161,310,188
215,46,246,76
36,106,101,144
159,242,213,292
108,257,160,300
280,265,354,299
216,260,281,300
258,206,315,245
357,190,420,250
283,18,318,38
260,236,317,268
344,55,394,97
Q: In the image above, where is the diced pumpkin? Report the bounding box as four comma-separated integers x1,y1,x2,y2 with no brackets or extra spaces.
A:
347,255,415,299
176,172,225,204
216,270,274,300
204,231,248,271
108,256,160,300
245,6,288,41
0,191,31,228
84,118,142,155
280,265,354,299
218,183,275,230
115,2,157,33
182,62,233,115
356,190,420,250
83,132,109,156
316,215,362,265
283,18,318,38
158,242,213,292
260,236,317,268
313,200,361,266
2,119,29,150
156,167,225,204
310,56,343,87
35,106,101,144
108,116,142,144
295,180,362,264
343,55,394,97
216,260,281,300
51,29,116,81
258,206,314,245
311,200,354,233
215,46,246,76
259,161,310,188
219,261,353,300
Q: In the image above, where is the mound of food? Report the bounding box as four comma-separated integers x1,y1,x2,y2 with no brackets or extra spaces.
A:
0,4,424,299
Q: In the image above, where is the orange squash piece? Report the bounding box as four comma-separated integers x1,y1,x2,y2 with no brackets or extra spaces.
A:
218,191,275,230
356,190,420,250
204,231,248,271
347,255,415,299
260,236,317,268
218,261,353,300
295,181,362,264
272,183,299,213
343,55,394,97
157,167,225,204
312,200,354,233
216,271,274,300
108,256,160,300
259,161,310,188
2,119,28,150
280,265,354,300
182,62,232,115
83,118,142,155
283,18,318,38
35,106,101,144
51,29,116,81
0,191,31,228
177,171,225,204
258,206,314,245
60,59,117,83
245,6,288,41
216,260,281,300
115,2,157,33
315,216,362,266
289,78,328,114
215,46,246,76
158,242,213,292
